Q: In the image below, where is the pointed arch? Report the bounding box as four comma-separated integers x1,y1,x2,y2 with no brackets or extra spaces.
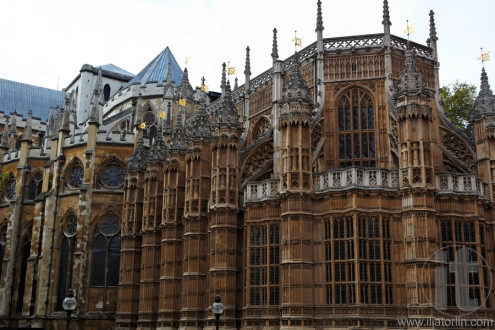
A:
251,116,271,141
88,208,121,311
3,172,16,201
26,168,43,201
63,157,84,190
97,155,126,189
335,86,377,168
15,221,33,314
55,211,78,311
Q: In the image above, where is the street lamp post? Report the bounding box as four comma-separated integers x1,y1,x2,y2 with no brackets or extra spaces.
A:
62,287,77,330
212,294,224,330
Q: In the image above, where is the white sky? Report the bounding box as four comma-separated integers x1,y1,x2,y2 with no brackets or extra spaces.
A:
1,0,494,93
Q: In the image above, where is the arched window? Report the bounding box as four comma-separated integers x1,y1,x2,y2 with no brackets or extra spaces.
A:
100,163,125,188
103,84,111,102
16,226,32,314
91,214,121,289
0,223,7,281
56,215,77,311
27,173,43,200
66,163,84,189
5,175,16,200
337,88,375,167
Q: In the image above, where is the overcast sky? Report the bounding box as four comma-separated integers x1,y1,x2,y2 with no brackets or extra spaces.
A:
1,0,494,93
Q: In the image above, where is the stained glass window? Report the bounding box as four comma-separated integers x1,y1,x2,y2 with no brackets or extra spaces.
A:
337,88,375,167
28,173,43,200
68,165,84,189
101,164,124,188
91,214,121,288
5,177,16,200
56,215,77,311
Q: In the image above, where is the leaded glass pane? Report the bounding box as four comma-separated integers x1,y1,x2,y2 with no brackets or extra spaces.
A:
101,165,125,188
338,108,344,131
69,166,84,189
107,235,121,286
346,135,351,159
362,134,368,158
91,235,106,286
5,178,15,200
354,133,360,158
98,215,120,236
339,135,345,159
353,107,359,130
369,133,375,157
344,108,351,130
63,216,77,237
368,106,374,128
56,237,70,310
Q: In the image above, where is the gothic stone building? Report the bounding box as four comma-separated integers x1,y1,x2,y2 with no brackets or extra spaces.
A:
1,1,495,329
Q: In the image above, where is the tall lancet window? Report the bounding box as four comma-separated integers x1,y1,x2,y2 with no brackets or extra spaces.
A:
337,88,375,167
56,214,77,310
0,223,6,281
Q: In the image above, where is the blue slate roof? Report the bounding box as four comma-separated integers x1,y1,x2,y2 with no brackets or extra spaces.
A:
123,47,183,88
97,64,135,78
0,78,66,121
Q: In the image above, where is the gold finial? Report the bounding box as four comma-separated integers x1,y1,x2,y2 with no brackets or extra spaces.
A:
201,84,209,93
185,56,190,66
227,61,236,76
177,98,187,107
405,19,415,39
292,30,302,52
158,111,165,119
478,47,491,68
139,122,146,129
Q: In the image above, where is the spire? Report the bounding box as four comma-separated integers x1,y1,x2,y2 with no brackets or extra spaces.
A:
429,10,438,42
89,86,101,125
244,46,252,76
396,49,427,96
167,108,188,152
95,67,103,94
221,62,227,97
382,0,391,46
59,96,71,132
166,61,173,84
471,68,495,120
188,93,211,141
10,110,17,134
135,93,144,126
178,67,194,99
316,0,324,32
216,80,239,129
148,123,168,164
126,134,149,173
1,117,10,148
163,101,173,134
382,0,391,26
271,28,279,62
46,107,55,138
21,110,33,142
234,77,238,90
53,106,62,133
281,54,312,104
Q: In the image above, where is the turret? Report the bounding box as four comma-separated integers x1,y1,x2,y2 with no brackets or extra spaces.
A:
471,68,495,201
208,68,242,327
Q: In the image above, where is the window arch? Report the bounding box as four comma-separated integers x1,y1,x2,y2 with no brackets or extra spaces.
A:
103,84,111,102
56,214,77,311
16,225,32,314
27,172,43,200
337,88,375,167
65,160,84,190
0,222,7,282
100,162,125,189
4,174,16,201
91,214,121,288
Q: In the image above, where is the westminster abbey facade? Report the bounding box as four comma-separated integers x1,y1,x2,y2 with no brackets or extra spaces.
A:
0,0,495,329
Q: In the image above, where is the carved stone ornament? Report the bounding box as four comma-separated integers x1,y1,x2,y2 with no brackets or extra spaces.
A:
126,134,149,173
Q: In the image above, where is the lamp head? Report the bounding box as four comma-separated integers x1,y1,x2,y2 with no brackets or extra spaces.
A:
62,288,77,311
212,294,224,315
